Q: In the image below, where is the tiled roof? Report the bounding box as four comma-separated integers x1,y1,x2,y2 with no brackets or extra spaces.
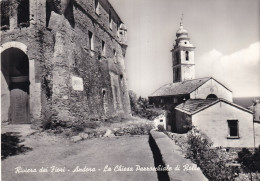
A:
150,77,211,97
175,99,217,114
175,98,253,115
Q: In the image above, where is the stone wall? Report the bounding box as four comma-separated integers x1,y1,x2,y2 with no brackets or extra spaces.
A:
1,0,131,126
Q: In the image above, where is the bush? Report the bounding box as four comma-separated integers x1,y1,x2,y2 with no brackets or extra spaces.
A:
129,123,154,135
186,127,239,181
129,90,160,120
237,146,260,180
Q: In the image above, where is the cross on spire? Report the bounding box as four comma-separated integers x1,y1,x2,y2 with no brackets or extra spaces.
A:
180,13,184,26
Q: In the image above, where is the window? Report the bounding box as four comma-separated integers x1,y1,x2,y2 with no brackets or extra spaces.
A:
173,97,178,103
17,0,30,28
102,41,105,56
1,1,10,30
185,51,189,61
160,119,163,123
88,31,94,50
95,0,100,15
113,49,117,63
227,120,239,138
109,10,112,29
116,21,119,36
102,89,106,97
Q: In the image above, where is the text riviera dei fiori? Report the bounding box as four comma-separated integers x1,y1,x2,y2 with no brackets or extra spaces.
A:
15,164,200,173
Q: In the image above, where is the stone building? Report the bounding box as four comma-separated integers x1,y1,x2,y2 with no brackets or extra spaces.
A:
149,22,256,148
1,0,131,126
175,99,254,147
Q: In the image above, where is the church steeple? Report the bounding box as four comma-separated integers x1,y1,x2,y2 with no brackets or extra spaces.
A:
171,16,195,82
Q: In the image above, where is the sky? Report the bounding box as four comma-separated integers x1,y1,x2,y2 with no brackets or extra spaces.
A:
109,0,260,98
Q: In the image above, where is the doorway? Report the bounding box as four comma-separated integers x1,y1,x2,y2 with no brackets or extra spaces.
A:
1,47,30,124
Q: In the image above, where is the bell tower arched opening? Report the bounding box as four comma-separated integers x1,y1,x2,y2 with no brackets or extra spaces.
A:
1,47,30,124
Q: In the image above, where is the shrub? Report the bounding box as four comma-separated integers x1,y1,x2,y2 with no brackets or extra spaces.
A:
129,90,160,120
237,146,260,180
129,123,154,135
186,127,239,181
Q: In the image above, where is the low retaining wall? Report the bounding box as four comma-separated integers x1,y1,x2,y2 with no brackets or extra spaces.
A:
150,130,208,181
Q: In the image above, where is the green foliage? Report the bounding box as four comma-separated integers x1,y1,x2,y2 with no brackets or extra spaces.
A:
157,125,165,132
1,132,32,160
186,127,239,181
41,119,100,135
237,146,260,173
129,90,159,120
129,123,154,136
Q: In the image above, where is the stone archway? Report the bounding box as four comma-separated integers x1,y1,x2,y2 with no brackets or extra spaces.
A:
1,44,30,124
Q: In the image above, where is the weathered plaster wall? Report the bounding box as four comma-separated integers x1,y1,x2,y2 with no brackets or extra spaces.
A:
0,26,51,124
181,65,195,81
192,101,254,147
190,79,233,101
254,122,260,147
1,0,131,125
154,112,167,130
180,50,194,65
48,0,131,122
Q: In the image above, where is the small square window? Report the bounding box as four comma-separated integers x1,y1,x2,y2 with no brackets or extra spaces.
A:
160,119,163,123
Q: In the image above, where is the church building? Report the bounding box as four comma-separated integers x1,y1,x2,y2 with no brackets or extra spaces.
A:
149,22,255,148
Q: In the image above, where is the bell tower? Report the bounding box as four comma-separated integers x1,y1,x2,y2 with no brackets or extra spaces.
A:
171,16,195,82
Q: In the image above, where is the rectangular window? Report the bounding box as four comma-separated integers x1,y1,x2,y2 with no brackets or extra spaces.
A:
109,10,112,29
17,0,30,28
160,119,163,123
185,51,189,61
113,49,117,63
1,1,10,30
88,31,94,50
102,41,105,56
95,0,100,15
227,120,239,138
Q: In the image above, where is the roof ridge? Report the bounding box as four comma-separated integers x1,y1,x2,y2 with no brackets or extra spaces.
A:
176,98,253,115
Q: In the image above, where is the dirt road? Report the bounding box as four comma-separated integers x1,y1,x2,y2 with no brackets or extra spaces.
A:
2,131,158,181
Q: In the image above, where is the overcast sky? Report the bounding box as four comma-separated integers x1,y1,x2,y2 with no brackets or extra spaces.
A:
110,0,260,98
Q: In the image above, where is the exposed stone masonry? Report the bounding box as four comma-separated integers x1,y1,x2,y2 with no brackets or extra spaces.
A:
1,0,131,127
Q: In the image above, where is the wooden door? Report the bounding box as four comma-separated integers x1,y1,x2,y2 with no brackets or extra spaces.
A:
10,83,29,124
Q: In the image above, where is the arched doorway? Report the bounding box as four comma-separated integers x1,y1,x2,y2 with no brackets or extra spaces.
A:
206,94,218,100
1,47,30,124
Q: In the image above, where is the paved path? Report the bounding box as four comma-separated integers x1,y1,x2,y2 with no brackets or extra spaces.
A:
2,132,157,181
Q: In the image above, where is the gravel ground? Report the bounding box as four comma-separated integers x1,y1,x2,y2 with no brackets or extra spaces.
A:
1,128,158,181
